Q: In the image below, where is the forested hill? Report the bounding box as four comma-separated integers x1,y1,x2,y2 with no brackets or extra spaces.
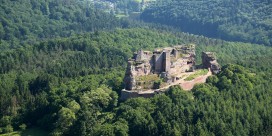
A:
0,0,121,49
1,0,272,135
0,28,272,135
141,0,272,46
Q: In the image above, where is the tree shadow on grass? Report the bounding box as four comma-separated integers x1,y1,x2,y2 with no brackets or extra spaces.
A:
21,127,48,136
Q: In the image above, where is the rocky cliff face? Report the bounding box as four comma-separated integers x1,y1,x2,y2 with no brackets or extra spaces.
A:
123,61,136,90
201,52,221,74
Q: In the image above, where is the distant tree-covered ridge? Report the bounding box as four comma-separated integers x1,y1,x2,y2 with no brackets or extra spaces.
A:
0,0,121,49
141,0,272,46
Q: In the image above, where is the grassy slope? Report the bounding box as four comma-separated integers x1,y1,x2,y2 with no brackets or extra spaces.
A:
0,127,48,136
184,69,209,81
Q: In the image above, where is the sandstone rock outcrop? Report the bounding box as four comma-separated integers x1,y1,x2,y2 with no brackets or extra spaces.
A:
201,52,221,74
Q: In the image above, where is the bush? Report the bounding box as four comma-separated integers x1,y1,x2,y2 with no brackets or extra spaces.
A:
19,124,27,131
4,125,13,133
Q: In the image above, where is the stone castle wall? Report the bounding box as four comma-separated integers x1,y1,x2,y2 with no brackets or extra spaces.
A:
123,45,196,92
120,89,155,100
121,44,221,100
162,51,170,72
153,52,164,73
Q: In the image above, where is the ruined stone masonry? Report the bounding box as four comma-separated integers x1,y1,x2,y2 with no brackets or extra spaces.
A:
121,44,220,100
201,52,221,74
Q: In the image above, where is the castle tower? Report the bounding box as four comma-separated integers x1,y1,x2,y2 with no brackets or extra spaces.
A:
136,49,145,61
162,51,170,72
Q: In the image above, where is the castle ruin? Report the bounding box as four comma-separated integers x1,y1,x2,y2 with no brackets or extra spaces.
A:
121,44,220,100
201,52,221,74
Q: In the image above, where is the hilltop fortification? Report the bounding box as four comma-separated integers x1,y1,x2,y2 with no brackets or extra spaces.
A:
121,44,220,100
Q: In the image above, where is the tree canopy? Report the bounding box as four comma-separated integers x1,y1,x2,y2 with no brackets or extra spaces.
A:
141,0,272,46
0,0,272,135
0,0,121,49
0,28,272,135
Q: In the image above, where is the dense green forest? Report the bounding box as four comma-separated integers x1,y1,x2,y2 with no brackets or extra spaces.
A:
1,0,272,135
0,0,121,49
0,28,181,135
1,28,272,135
141,0,272,46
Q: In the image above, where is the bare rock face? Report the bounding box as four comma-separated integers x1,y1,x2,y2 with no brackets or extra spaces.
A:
123,61,136,90
201,52,221,74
